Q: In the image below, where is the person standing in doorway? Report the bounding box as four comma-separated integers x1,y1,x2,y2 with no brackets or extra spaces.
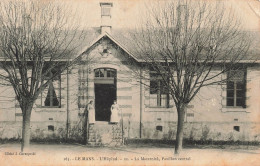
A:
86,100,95,124
110,100,120,123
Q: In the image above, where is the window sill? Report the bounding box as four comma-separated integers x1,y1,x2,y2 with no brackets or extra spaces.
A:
145,106,175,112
148,106,173,108
36,104,64,108
35,106,65,112
222,106,249,113
224,106,246,108
40,106,61,108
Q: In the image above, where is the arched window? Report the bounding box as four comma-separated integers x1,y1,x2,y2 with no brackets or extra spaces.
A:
94,68,116,78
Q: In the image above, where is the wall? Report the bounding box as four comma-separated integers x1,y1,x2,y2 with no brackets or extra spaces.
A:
0,38,260,142
139,65,260,141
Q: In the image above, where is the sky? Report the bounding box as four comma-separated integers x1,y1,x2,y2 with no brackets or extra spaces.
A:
59,0,259,31
60,0,145,29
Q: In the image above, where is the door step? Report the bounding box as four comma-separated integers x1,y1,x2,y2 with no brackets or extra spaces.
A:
87,122,123,146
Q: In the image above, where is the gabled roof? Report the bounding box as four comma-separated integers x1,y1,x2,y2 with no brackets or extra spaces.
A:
80,31,139,62
78,28,260,63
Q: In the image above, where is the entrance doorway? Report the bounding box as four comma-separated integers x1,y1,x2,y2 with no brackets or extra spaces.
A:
94,68,117,122
95,84,116,121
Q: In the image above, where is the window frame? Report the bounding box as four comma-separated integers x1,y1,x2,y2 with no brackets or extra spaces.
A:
94,68,116,78
226,69,246,108
41,71,61,108
149,70,170,108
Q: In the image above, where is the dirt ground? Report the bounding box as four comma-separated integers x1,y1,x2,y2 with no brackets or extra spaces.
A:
0,143,259,166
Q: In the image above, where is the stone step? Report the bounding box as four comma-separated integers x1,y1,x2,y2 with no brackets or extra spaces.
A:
87,122,124,146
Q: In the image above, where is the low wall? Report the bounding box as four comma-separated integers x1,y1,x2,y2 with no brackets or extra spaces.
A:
0,121,83,141
0,121,260,142
141,122,260,142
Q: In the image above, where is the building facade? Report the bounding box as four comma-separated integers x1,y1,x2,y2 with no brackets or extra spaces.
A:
0,1,260,145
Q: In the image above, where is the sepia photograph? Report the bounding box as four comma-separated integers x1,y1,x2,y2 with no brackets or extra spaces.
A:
0,0,259,165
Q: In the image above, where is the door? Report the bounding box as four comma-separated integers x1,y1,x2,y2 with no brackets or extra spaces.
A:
94,68,117,122
95,84,116,121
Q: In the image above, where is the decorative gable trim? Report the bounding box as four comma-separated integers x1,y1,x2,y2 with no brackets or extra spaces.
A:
79,32,139,62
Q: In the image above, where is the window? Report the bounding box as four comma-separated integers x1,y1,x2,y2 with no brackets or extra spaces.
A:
233,126,240,132
94,68,116,78
48,125,54,131
226,70,246,107
156,126,163,131
95,68,105,77
187,113,194,117
149,70,169,107
42,71,61,107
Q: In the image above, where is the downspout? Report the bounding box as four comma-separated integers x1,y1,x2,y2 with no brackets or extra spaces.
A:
139,65,143,138
66,68,70,139
86,57,89,112
86,60,89,144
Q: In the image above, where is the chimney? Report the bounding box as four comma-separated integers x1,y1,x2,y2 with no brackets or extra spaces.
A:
100,2,113,34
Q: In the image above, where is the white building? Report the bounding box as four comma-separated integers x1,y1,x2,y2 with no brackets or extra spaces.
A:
0,1,259,145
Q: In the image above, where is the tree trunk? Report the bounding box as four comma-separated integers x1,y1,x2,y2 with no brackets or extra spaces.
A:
21,102,33,152
174,104,187,155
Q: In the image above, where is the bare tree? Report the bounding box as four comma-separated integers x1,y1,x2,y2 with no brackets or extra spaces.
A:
0,0,90,151
130,0,255,154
